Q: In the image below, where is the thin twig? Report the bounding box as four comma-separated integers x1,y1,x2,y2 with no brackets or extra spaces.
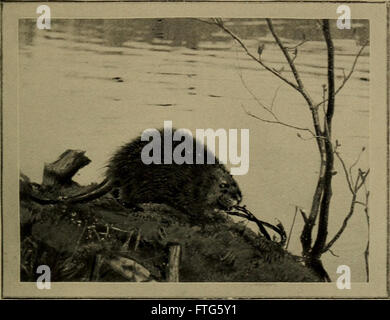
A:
270,85,282,110
266,19,314,109
286,206,299,250
334,150,354,193
233,51,315,137
299,208,308,223
227,205,286,243
363,188,370,282
227,210,271,240
348,147,366,186
323,169,369,253
207,17,325,154
212,18,299,91
70,224,87,260
242,104,315,136
264,18,324,153
357,169,370,190
238,71,315,135
285,39,308,50
134,230,141,251
314,41,368,109
328,249,339,257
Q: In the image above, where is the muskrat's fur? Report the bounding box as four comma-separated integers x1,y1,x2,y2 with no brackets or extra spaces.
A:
30,129,243,222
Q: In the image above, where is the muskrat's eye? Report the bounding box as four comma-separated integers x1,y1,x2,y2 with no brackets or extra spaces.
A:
220,183,229,188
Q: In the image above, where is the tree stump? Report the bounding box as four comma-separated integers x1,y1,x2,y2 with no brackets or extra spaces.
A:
167,244,181,282
42,149,91,187
90,254,104,281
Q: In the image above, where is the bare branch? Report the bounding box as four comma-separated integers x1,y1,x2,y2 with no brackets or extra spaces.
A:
236,70,316,137
291,47,298,63
349,147,366,183
299,208,309,223
266,19,314,108
236,70,276,116
364,238,370,282
354,200,367,207
270,85,282,110
192,18,216,26
323,169,369,253
328,249,339,257
296,133,330,142
206,17,324,152
357,169,370,190
322,193,357,253
334,41,368,95
228,205,286,244
363,186,370,282
227,210,271,240
265,19,325,154
211,18,300,91
301,171,325,256
285,39,308,51
334,150,354,193
314,41,368,108
335,144,367,194
241,104,315,136
286,206,299,250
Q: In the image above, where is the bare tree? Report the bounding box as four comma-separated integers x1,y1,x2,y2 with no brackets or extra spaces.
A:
202,18,369,281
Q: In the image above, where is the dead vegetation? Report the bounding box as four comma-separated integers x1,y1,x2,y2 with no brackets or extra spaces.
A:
20,150,319,282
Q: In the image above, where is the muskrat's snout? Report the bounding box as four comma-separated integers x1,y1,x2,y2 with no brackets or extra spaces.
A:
231,192,242,208
230,184,242,207
217,187,242,210
235,189,242,204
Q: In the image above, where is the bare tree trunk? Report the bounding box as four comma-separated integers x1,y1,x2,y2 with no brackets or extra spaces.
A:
311,20,335,259
191,18,368,282
306,258,331,282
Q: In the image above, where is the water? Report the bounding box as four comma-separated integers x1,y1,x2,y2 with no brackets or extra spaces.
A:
19,19,369,282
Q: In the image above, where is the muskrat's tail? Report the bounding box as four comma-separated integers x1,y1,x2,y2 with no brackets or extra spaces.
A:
28,194,61,205
27,179,113,205
65,178,113,204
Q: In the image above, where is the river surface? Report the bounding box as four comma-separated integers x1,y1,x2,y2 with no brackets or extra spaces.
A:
19,19,369,282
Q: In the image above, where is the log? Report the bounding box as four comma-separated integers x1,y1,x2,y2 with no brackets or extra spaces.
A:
106,256,152,282
167,244,181,282
42,149,91,187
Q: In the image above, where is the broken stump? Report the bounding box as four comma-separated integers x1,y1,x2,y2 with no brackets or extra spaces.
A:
42,149,91,187
167,243,181,282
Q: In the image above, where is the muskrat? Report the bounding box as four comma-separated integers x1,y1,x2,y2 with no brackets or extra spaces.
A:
29,128,243,221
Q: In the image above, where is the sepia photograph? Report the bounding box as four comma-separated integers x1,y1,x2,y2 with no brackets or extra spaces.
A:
1,1,388,298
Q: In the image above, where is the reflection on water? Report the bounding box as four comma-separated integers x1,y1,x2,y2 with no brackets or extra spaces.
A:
20,18,369,49
18,19,369,281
